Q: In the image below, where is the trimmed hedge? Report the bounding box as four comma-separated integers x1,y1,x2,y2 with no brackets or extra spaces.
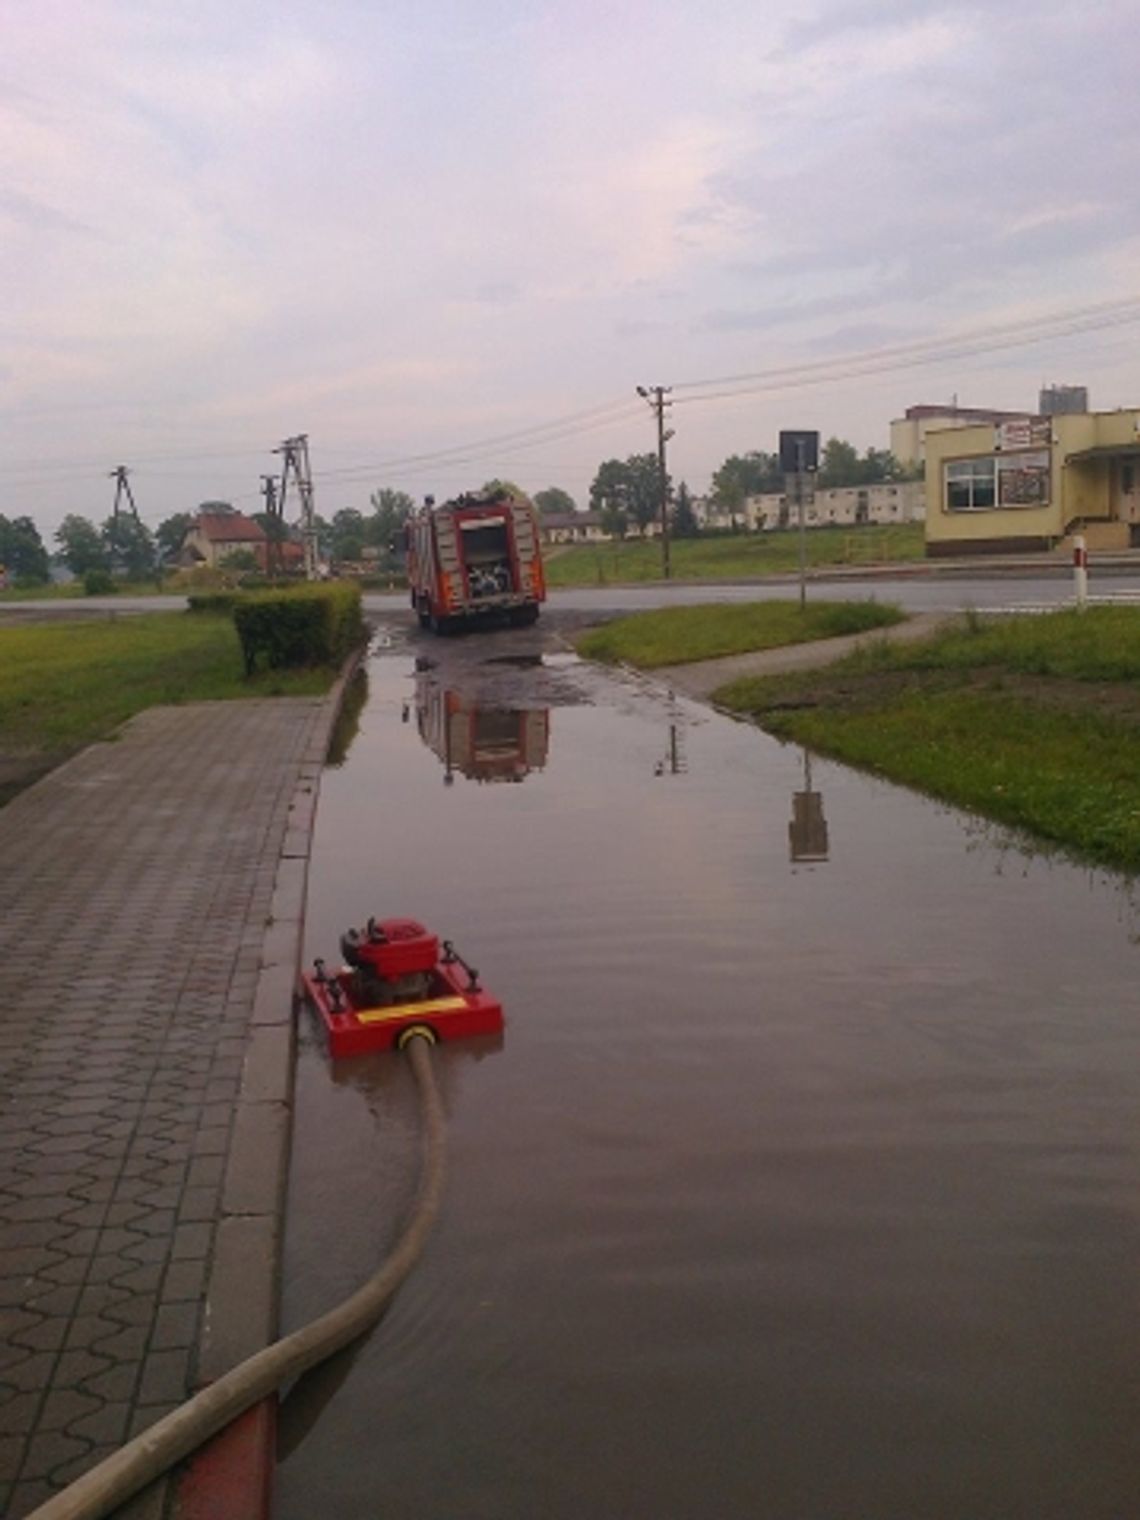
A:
187,592,241,615
232,583,364,674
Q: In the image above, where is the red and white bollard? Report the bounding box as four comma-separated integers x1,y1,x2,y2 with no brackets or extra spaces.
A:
1073,534,1088,610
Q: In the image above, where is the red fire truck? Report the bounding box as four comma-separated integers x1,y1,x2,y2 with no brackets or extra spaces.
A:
406,488,546,633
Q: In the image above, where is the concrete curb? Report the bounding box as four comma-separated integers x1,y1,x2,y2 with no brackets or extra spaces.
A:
174,644,368,1520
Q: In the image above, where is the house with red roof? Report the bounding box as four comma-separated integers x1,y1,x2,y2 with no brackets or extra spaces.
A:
177,511,268,570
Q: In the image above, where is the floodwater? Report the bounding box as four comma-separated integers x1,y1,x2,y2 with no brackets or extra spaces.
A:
278,621,1140,1520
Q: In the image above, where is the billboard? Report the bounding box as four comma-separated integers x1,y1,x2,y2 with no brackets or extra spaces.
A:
995,418,1052,452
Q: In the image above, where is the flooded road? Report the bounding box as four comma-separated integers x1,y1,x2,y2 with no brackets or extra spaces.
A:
279,619,1139,1520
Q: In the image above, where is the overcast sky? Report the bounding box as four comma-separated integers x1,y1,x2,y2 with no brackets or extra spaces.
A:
4,0,1139,535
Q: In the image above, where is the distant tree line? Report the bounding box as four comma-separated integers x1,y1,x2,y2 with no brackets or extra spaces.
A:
3,434,917,585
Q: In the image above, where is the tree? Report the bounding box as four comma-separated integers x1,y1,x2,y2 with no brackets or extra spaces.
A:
330,508,367,563
533,487,577,517
817,438,861,488
479,479,524,498
861,447,904,483
599,501,629,540
198,499,236,515
103,514,155,580
625,454,662,535
56,515,108,576
253,511,290,543
710,453,783,525
671,482,700,539
155,512,193,564
590,459,628,514
367,488,416,554
709,459,746,531
0,515,50,583
589,455,666,537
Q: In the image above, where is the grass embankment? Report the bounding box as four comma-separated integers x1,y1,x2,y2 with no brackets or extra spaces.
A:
545,523,925,586
0,613,335,803
575,600,903,669
715,607,1140,872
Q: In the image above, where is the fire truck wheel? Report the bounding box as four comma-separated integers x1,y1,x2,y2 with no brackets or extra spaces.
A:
397,1023,438,1050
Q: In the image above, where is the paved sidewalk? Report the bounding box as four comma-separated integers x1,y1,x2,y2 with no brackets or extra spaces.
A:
0,696,331,1517
653,610,950,701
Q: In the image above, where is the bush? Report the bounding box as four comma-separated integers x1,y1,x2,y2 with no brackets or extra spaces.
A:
187,592,241,615
232,583,365,675
83,569,117,595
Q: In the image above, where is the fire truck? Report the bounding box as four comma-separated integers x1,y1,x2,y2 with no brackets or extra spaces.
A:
406,488,546,633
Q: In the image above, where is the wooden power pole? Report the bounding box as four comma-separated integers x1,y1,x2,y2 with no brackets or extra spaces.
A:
637,386,674,580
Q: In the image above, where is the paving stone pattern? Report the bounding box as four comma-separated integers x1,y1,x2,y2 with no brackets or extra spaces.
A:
0,699,325,1517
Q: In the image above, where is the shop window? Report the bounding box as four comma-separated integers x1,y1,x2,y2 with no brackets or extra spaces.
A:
945,452,1049,511
945,458,996,511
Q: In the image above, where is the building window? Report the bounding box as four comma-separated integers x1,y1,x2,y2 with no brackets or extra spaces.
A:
946,458,996,511
1123,464,1136,494
945,451,1050,511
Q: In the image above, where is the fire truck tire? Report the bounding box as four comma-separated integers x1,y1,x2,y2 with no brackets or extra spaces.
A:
429,613,455,636
397,1023,438,1050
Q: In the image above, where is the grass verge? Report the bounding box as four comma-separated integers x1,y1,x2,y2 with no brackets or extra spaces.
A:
575,599,903,669
714,607,1140,872
545,523,925,586
0,612,335,801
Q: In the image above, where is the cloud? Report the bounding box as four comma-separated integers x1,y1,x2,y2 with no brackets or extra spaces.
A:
3,1,1139,531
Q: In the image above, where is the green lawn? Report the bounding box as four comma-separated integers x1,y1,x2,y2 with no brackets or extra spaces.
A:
0,612,334,758
575,599,903,669
714,607,1140,872
0,578,168,602
545,523,926,586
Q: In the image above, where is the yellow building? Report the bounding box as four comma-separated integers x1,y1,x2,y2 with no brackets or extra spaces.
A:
924,409,1140,556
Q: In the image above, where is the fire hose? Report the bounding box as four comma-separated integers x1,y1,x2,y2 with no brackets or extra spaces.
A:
27,1033,445,1520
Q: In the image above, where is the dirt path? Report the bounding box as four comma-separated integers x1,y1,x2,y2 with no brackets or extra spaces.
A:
652,611,951,700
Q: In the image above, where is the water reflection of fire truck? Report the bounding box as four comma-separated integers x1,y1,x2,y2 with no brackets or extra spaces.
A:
415,678,549,784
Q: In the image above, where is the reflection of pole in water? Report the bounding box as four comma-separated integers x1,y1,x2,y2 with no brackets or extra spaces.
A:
654,692,687,777
789,749,829,863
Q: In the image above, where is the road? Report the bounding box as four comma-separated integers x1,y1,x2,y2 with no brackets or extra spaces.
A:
3,565,1139,625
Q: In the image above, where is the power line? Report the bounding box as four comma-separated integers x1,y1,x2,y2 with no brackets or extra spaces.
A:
4,293,1138,502
671,296,1140,403
312,396,642,483
311,404,647,487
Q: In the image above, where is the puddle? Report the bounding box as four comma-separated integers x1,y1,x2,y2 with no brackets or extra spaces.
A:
281,647,1140,1519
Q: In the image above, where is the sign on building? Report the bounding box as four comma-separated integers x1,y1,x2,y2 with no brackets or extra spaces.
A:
995,418,1051,452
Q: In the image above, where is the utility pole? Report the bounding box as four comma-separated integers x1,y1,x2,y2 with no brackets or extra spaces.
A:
778,431,820,613
274,434,319,580
108,465,140,567
260,473,280,578
637,385,674,580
